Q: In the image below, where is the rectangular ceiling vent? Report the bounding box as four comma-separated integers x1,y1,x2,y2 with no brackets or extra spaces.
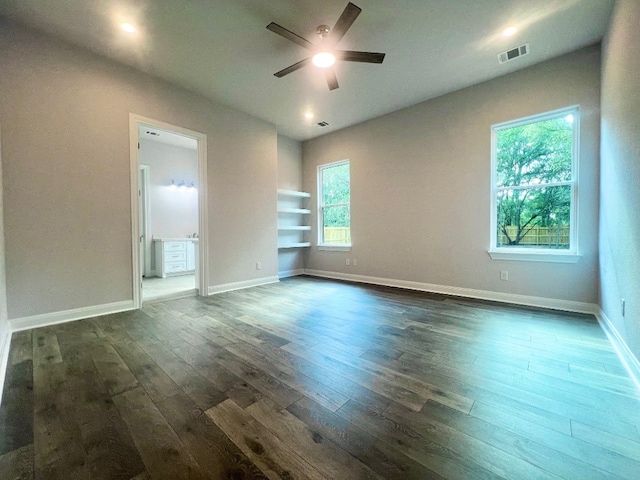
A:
498,43,529,64
317,121,330,127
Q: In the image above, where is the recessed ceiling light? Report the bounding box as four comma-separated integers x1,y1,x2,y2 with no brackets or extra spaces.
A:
304,112,314,120
503,27,518,37
121,22,136,34
312,52,336,68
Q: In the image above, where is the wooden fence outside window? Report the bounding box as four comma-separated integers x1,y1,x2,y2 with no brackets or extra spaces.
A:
499,225,569,247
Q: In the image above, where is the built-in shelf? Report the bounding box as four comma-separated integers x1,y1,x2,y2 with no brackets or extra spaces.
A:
277,189,311,198
278,207,311,214
278,189,311,254
278,226,312,231
278,242,311,249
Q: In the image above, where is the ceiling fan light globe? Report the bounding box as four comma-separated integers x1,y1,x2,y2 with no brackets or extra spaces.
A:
312,52,336,68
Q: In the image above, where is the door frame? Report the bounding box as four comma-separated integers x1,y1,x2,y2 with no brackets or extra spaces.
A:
139,164,151,276
129,114,209,308
0,124,11,406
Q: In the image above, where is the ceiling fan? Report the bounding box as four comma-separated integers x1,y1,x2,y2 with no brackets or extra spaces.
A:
266,2,386,91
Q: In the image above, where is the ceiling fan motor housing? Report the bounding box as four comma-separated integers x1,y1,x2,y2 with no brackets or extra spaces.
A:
316,25,331,39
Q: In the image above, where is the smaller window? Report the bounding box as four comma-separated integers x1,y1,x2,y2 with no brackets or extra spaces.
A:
318,160,351,247
490,107,579,261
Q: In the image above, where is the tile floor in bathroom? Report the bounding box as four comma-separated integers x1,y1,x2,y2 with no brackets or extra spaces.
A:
142,274,196,302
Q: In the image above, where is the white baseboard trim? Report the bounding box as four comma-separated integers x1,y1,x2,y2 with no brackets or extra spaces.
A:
10,300,135,333
279,269,305,279
208,276,280,295
303,269,599,314
0,323,11,406
596,309,640,392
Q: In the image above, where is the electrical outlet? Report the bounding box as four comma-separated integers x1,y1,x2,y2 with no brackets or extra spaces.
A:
500,270,509,281
353,259,357,266
346,259,350,266
256,261,262,270
622,299,626,317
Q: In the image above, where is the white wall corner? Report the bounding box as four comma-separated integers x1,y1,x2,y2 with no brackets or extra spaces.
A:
208,276,280,295
278,269,305,279
596,309,640,393
9,300,135,333
303,269,599,314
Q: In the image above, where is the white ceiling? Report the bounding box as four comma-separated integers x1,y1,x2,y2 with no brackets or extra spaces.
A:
1,0,615,141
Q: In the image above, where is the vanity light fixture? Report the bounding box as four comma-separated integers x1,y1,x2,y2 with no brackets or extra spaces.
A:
170,179,197,190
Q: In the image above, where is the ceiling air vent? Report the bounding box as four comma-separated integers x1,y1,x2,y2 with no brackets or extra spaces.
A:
498,43,529,64
317,121,330,127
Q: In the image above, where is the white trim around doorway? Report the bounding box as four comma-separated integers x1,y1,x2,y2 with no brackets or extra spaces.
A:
129,114,209,308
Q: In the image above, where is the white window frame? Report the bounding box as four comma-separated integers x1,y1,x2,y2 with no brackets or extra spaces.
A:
489,106,581,263
317,159,351,251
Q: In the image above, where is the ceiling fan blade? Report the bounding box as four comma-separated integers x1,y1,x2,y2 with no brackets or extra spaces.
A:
338,50,385,64
274,57,312,77
325,68,339,91
266,22,314,50
325,2,361,47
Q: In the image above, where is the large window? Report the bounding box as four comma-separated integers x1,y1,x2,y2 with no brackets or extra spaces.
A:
318,160,351,247
490,107,579,261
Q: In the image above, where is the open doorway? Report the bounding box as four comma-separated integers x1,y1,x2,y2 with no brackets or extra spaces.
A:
129,115,208,308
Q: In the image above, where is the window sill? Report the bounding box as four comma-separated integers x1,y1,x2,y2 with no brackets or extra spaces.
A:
317,244,352,252
488,250,581,263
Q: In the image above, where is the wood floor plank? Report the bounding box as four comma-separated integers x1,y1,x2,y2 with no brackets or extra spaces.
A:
210,349,303,409
233,313,325,349
225,340,350,411
249,340,391,414
338,399,544,480
284,341,473,413
361,345,574,435
90,341,139,397
111,340,181,403
8,331,33,366
135,336,227,411
528,361,640,398
468,400,640,479
0,359,33,455
287,396,445,479
388,400,616,480
206,398,327,480
35,337,145,480
113,387,206,480
0,443,34,480
282,342,428,411
570,420,640,463
156,392,267,479
367,339,640,439
246,398,383,480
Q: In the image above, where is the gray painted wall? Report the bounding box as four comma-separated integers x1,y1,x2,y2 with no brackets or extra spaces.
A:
302,46,601,304
277,135,306,275
600,1,640,360
0,21,278,319
0,127,8,344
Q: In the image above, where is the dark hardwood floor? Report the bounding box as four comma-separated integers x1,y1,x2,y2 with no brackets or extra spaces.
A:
1,276,640,479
